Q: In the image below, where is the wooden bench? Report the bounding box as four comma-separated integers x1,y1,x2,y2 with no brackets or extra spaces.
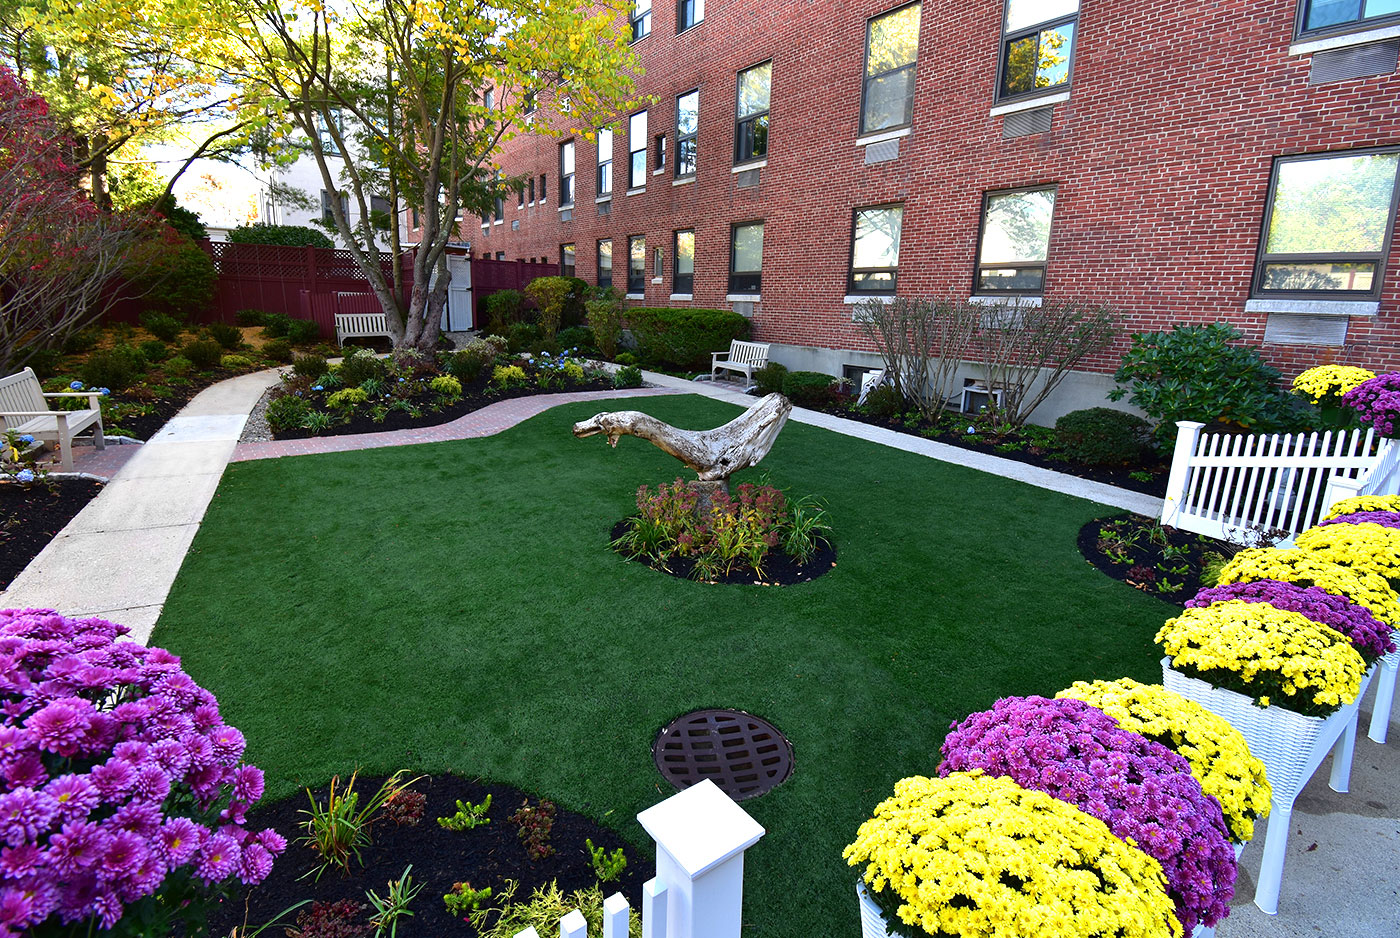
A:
710,340,771,386
335,312,393,346
0,367,105,472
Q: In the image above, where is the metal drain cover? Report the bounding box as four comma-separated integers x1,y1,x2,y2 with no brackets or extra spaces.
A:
652,708,793,801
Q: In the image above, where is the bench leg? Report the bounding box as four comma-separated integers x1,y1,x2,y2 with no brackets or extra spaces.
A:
57,424,74,473
93,416,105,451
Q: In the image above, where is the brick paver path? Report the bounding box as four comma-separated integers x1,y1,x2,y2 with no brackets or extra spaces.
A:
231,387,683,462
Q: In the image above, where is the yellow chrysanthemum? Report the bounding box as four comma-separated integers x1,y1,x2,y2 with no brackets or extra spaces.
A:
845,773,1181,938
1323,494,1400,521
1290,365,1375,405
1057,678,1271,843
1156,600,1367,714
1216,547,1400,626
1296,522,1400,591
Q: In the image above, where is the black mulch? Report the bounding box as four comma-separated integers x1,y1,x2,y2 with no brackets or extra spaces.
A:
270,377,616,441
1076,514,1228,606
609,520,837,586
801,402,1170,497
208,773,648,938
0,479,104,590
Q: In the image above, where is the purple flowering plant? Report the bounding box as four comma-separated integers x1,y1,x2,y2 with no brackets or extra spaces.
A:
938,695,1237,933
0,609,285,937
1188,578,1395,661
1341,372,1400,436
1321,511,1400,530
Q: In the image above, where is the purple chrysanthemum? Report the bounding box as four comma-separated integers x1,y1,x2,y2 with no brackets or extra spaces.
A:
26,700,93,757
1188,578,1396,658
158,817,200,866
44,775,98,821
194,831,239,884
939,695,1237,932
1321,511,1400,529
0,789,56,848
1342,373,1400,436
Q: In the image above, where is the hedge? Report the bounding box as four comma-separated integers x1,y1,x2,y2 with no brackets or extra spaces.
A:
624,307,750,371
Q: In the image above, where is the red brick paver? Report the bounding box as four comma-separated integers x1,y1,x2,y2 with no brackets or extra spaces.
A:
231,388,683,462
38,441,143,480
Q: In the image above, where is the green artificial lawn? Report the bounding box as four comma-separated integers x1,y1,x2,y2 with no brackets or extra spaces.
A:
155,394,1177,937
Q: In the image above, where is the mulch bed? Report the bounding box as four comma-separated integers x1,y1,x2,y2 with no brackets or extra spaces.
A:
270,377,616,441
208,773,647,938
1076,514,1229,606
0,479,105,590
609,520,837,586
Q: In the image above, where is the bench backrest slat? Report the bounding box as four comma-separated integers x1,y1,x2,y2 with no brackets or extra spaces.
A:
726,341,768,366
0,368,46,415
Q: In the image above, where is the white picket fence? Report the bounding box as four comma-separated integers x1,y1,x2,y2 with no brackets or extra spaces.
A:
515,779,765,938
1160,421,1397,544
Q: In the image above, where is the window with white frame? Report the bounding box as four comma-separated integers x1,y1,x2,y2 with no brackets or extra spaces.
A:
628,236,647,293
597,239,613,288
1299,0,1400,37
597,127,614,196
849,204,904,293
631,0,652,40
560,141,576,206
975,187,1056,293
629,111,648,189
998,0,1078,102
675,229,695,293
676,90,698,178
561,243,576,278
730,221,764,293
861,3,921,135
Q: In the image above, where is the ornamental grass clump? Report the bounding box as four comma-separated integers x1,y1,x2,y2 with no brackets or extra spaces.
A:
938,696,1235,932
1296,521,1400,593
1056,679,1270,843
1188,579,1395,662
1157,600,1368,715
1323,494,1400,520
1341,372,1400,436
0,608,285,936
1216,547,1400,627
843,772,1182,938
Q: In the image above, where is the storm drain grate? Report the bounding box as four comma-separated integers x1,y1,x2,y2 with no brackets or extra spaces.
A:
652,708,793,800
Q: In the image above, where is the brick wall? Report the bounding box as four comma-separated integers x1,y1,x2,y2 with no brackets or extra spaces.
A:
431,0,1400,379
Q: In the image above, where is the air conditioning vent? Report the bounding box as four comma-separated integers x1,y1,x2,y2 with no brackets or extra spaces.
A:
863,139,899,164
1263,313,1348,346
731,301,754,317
1310,40,1399,83
597,200,610,216
736,169,760,188
560,208,573,222
1003,106,1054,139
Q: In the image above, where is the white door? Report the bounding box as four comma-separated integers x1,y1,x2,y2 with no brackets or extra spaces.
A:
444,254,473,331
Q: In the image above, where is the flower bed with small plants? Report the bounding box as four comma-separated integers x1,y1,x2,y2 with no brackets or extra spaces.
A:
1077,513,1233,604
1,432,104,589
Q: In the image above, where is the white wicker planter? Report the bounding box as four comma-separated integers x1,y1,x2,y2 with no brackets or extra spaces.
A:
856,880,896,938
1367,645,1397,744
1161,658,1373,915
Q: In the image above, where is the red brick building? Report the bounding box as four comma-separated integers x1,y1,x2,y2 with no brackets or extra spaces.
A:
446,0,1400,420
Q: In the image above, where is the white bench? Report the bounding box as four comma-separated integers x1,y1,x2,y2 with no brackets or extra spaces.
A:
334,312,392,346
710,340,771,386
0,367,105,472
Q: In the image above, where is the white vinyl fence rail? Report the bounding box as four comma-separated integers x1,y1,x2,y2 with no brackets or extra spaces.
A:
514,780,765,938
1160,421,1394,544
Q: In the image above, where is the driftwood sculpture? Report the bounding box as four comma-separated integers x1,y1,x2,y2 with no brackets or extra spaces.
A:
572,392,793,484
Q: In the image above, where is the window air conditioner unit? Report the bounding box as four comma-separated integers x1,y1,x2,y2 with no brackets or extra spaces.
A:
960,385,1004,414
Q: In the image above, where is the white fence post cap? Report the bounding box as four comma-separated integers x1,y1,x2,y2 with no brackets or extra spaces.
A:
636,779,765,878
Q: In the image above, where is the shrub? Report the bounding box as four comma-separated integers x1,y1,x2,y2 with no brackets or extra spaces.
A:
430,375,463,397
485,289,529,332
1109,322,1300,451
491,364,528,388
228,222,334,248
506,322,541,354
163,355,194,377
205,321,242,350
1054,407,1152,465
327,387,369,409
556,325,596,354
293,354,331,380
753,361,789,396
613,364,643,389
220,354,255,371
624,307,750,371
524,276,575,339
259,311,293,338
782,370,836,406
81,343,147,391
182,338,224,370
140,310,184,342
857,297,980,420
586,292,624,359
615,351,639,366
61,328,101,354
262,338,295,363
265,393,311,433
286,317,322,344
336,349,385,387
391,347,440,379
0,610,285,936
446,337,507,383
125,228,216,318
139,338,169,362
236,308,269,326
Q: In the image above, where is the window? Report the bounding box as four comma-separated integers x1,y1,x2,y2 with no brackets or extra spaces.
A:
675,229,695,293
496,251,506,260
653,246,664,276
629,112,648,189
484,89,494,110
849,205,904,293
654,134,667,172
560,141,576,206
861,3,921,134
597,128,614,196
975,187,1056,293
315,110,343,156
529,177,535,203
561,243,576,278
1254,148,1400,298
676,91,698,178
494,172,505,222
539,174,547,202
411,206,420,229
631,0,651,40
1300,0,1400,36
736,62,771,164
597,239,613,288
998,0,1078,101
321,189,348,225
370,195,393,232
628,236,647,293
730,221,763,293
518,187,525,208
678,0,704,31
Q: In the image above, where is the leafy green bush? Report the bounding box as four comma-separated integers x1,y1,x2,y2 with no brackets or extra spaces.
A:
484,290,529,332
260,312,292,339
293,354,330,380
555,325,595,355
181,338,223,370
235,309,269,326
863,383,904,418
162,356,194,377
261,338,295,363
782,371,836,406
491,364,528,388
62,328,101,355
480,882,640,938
140,311,183,342
624,308,750,371
286,318,322,345
613,365,643,389
327,387,369,409
429,375,463,398
227,223,334,249
207,321,243,350
124,229,216,319
1054,408,1152,466
81,344,147,392
219,354,255,371
446,337,507,384
753,362,789,396
1108,323,1300,451
336,349,386,387
615,351,638,366
585,293,624,359
506,322,541,354
139,339,169,363
523,276,573,339
264,394,310,434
